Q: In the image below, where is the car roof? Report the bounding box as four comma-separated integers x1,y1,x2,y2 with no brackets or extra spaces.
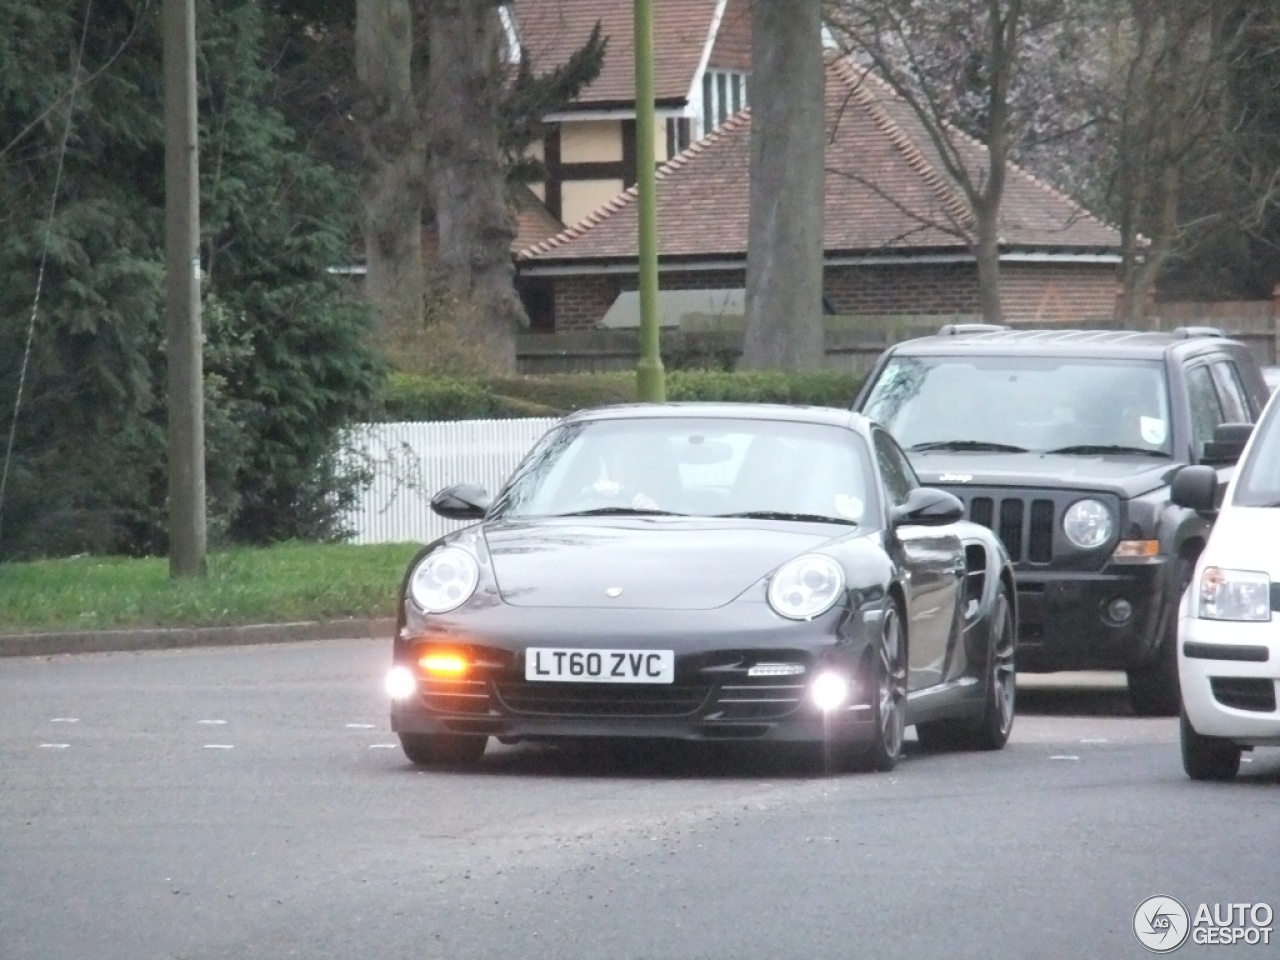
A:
560,401,869,431
885,326,1242,362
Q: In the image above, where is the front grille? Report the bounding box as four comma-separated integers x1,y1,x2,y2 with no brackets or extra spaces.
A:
493,681,712,718
966,495,1057,563
420,678,491,715
708,682,807,721
1210,677,1277,713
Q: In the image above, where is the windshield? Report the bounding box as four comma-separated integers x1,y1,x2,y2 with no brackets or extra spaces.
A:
1231,396,1280,507
861,355,1173,456
488,416,878,525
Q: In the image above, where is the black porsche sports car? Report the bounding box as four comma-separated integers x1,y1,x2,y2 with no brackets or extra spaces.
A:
386,403,1017,772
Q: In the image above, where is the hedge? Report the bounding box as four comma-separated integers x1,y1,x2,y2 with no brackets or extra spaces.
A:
376,369,867,422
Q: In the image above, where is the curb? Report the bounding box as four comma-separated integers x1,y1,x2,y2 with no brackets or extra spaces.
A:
0,618,396,659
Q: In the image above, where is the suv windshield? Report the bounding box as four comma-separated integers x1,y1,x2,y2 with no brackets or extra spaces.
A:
862,355,1174,456
1232,398,1280,507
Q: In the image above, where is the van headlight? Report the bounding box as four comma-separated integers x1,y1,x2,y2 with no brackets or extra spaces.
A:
408,547,480,613
1063,498,1113,549
768,555,845,620
1198,567,1271,622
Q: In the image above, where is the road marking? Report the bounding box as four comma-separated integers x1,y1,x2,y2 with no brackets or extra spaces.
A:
1050,755,1081,761
50,718,79,723
1079,738,1108,743
346,723,376,729
203,744,235,750
39,743,70,749
369,743,398,749
197,719,227,725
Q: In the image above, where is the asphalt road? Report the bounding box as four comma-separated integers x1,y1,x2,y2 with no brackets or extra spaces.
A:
1,639,1277,960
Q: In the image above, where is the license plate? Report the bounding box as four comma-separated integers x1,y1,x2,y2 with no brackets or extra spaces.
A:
525,648,675,683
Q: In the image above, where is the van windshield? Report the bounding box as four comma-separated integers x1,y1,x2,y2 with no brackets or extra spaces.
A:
1231,398,1280,507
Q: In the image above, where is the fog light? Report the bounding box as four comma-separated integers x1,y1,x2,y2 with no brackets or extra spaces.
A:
811,671,850,712
419,651,468,677
385,665,417,700
1106,599,1133,624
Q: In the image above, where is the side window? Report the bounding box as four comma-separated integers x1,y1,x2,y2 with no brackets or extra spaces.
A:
1209,361,1251,424
874,430,918,506
1185,364,1225,456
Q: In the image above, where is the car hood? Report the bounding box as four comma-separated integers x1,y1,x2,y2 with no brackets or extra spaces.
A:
1202,506,1280,574
907,450,1177,497
482,517,860,610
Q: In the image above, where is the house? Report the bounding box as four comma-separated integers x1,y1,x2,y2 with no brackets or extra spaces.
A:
513,54,1126,334
509,0,752,229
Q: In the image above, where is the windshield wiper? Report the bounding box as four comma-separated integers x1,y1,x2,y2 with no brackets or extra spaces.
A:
553,507,687,517
1044,444,1169,458
908,440,1029,453
714,510,858,526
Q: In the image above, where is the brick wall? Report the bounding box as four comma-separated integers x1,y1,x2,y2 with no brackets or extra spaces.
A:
999,263,1120,321
543,260,1120,330
554,274,619,330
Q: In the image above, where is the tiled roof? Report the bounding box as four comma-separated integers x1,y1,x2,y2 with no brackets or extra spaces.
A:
509,0,721,107
510,184,565,252
518,56,1122,264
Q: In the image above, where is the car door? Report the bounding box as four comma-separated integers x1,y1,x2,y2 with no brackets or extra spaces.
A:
872,428,963,691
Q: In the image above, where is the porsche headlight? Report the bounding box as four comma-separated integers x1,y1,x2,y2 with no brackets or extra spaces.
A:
1063,498,1113,549
768,555,845,621
1198,567,1271,622
408,547,479,613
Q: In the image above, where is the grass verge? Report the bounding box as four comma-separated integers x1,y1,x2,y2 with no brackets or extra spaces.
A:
0,542,422,634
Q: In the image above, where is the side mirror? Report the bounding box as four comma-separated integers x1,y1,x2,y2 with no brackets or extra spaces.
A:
1201,422,1252,466
892,487,965,527
1170,464,1217,515
430,483,492,521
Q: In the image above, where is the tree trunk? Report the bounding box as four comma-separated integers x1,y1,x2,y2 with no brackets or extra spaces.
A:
423,0,525,374
355,0,425,339
742,0,825,370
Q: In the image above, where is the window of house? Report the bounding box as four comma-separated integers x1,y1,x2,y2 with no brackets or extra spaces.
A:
665,117,692,159
698,70,749,139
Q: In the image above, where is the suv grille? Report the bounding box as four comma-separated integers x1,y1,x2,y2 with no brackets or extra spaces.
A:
967,495,1056,563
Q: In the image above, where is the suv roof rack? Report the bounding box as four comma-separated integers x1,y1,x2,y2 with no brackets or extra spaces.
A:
937,322,1010,336
1171,325,1224,339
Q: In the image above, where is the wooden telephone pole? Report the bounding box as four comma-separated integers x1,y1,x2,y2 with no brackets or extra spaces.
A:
164,0,207,577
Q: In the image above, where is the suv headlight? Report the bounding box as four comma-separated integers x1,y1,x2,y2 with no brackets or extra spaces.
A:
768,555,845,620
1063,498,1113,549
1197,567,1271,622
408,546,480,613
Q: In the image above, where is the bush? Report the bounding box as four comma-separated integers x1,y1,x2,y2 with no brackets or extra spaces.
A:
375,369,866,421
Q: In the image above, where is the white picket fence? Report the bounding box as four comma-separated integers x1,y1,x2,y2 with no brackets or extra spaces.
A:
340,418,559,545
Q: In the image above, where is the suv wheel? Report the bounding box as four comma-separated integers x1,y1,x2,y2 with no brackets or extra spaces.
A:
1127,556,1193,717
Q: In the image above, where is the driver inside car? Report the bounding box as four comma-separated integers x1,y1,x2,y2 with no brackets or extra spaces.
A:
587,443,673,510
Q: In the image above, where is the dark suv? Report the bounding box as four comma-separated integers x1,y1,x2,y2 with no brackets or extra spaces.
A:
854,324,1270,715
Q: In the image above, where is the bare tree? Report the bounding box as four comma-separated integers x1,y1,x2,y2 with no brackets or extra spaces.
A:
827,0,1049,323
1103,0,1262,317
422,0,527,374
355,0,426,336
743,0,826,370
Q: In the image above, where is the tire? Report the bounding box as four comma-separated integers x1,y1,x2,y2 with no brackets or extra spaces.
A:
1127,555,1193,718
848,601,907,773
917,590,1016,752
1180,708,1241,781
398,732,487,767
